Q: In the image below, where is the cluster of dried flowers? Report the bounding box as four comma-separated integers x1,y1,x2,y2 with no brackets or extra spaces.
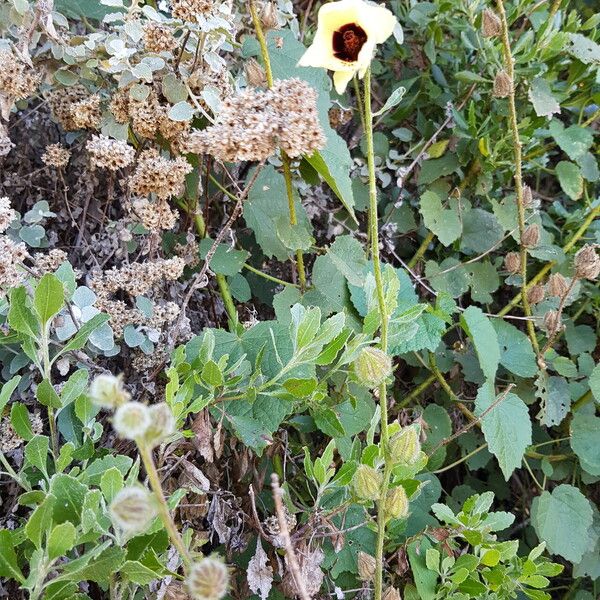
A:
184,78,326,162
0,197,28,294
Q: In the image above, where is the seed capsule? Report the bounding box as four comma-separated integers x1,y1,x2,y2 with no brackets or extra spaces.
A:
382,587,402,600
547,273,569,297
187,557,229,600
481,8,501,37
110,487,157,533
244,58,266,87
357,551,376,581
521,224,540,249
543,309,562,334
89,373,130,409
260,2,279,30
351,464,382,501
527,284,545,305
493,70,513,98
574,244,600,280
387,424,421,465
384,486,409,520
504,251,520,274
353,347,393,387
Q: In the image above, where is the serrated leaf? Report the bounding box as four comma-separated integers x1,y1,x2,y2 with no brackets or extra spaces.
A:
555,161,583,200
24,435,49,475
419,190,461,246
528,78,560,118
570,412,600,475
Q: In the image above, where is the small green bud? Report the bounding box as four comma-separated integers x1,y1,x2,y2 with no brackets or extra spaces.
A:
187,556,229,600
384,486,409,520
387,424,421,465
110,487,157,533
89,373,130,409
353,347,392,387
351,464,382,501
142,402,176,448
113,401,150,440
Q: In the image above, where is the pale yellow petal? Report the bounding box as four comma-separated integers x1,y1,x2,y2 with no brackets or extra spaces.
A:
333,69,356,94
358,3,398,44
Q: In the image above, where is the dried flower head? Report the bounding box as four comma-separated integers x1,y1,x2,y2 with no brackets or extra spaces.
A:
187,557,229,600
357,551,376,581
130,92,164,138
86,134,135,170
481,9,501,38
33,249,68,274
0,124,14,157
110,487,157,533
547,273,569,297
0,49,41,101
353,346,392,387
48,85,89,131
128,148,192,199
110,88,131,124
113,401,151,439
504,251,520,274
527,284,545,305
382,587,402,600
41,143,71,168
90,373,130,409
142,402,176,448
521,224,540,249
351,464,382,501
260,2,280,30
171,0,213,22
143,21,178,53
244,58,266,88
574,244,600,281
129,197,179,231
543,309,562,334
264,508,297,548
493,70,513,98
70,94,102,130
0,197,17,234
0,237,28,294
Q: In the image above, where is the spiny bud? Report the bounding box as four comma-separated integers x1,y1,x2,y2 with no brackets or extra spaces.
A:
89,373,130,409
493,70,513,98
357,551,376,581
504,251,520,274
260,2,279,30
574,244,600,281
481,8,501,37
353,347,393,387
547,273,569,297
110,487,157,533
527,284,545,305
244,58,266,88
521,224,540,249
382,587,402,600
113,401,150,440
543,310,562,334
387,424,421,465
351,464,382,501
187,556,229,600
384,486,409,520
143,402,176,448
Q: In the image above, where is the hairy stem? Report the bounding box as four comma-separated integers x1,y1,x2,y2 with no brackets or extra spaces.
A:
139,444,192,569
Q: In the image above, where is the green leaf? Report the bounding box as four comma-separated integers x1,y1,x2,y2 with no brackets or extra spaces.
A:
10,402,34,441
475,383,531,480
0,375,21,415
460,306,500,381
566,33,600,65
407,539,437,600
531,484,594,562
49,474,88,524
528,78,560,118
8,287,40,339
0,530,25,583
100,467,124,502
419,190,461,246
590,363,600,403
549,121,593,161
168,101,194,121
372,85,406,117
493,320,538,378
460,208,503,254
24,435,49,476
570,412,600,475
36,379,62,409
201,360,224,387
58,313,110,355
54,545,125,584
47,522,76,561
283,377,318,397
556,161,583,200
25,494,56,550
421,404,452,471
199,238,249,276
276,216,314,251
120,560,161,584
312,406,345,437
34,273,64,326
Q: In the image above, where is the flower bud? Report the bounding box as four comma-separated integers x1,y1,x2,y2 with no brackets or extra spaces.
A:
574,244,600,281
382,587,402,600
187,556,229,600
357,551,376,581
353,347,393,387
113,401,151,440
142,402,176,448
89,373,130,409
493,70,512,98
504,251,520,274
260,2,279,30
351,464,382,501
244,58,266,88
387,424,421,465
527,284,545,305
481,8,501,38
384,486,409,520
521,224,540,249
547,273,569,297
522,185,537,209
110,487,157,533
543,310,562,334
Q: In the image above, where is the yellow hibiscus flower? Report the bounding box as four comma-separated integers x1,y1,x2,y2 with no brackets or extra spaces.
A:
298,0,398,94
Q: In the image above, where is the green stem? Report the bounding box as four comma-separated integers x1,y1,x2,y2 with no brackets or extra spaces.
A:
249,0,306,290
364,68,390,600
216,273,237,324
40,328,58,458
139,444,192,569
243,263,300,288
495,0,539,356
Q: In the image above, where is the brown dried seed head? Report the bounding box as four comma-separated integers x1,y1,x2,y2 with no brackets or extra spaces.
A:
493,70,513,98
244,58,266,88
543,309,562,334
504,251,520,274
574,244,600,281
522,224,540,249
357,551,376,581
522,185,534,208
547,273,569,297
527,284,545,305
260,2,279,30
41,143,71,168
482,9,502,37
382,587,402,600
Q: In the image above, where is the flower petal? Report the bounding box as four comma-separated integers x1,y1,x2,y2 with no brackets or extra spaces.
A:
333,69,356,94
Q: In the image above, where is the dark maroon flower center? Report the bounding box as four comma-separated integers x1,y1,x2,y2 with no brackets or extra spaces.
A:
332,23,368,62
